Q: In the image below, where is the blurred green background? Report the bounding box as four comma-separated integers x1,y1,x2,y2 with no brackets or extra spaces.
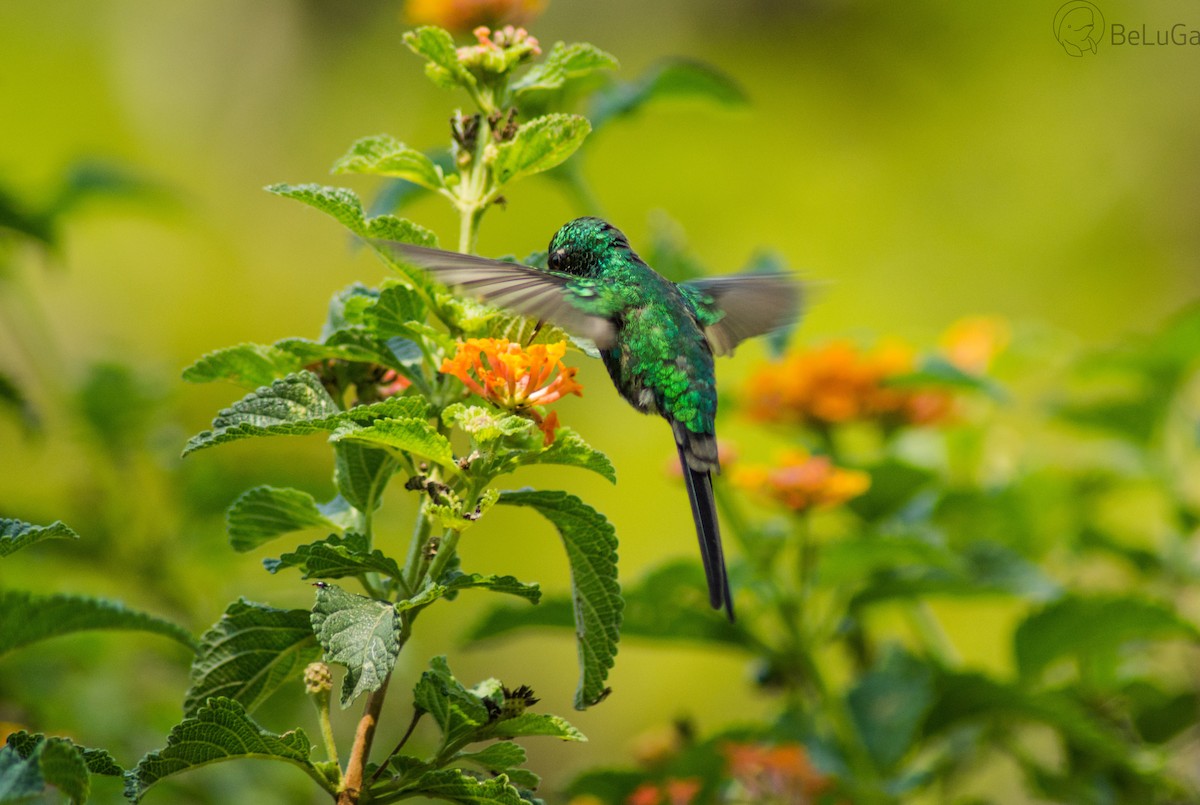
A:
2,0,1198,801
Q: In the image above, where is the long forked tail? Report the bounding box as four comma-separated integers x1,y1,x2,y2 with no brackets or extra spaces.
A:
673,424,733,621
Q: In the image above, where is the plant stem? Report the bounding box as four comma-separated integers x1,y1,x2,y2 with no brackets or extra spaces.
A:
316,697,341,772
337,674,392,805
368,707,425,785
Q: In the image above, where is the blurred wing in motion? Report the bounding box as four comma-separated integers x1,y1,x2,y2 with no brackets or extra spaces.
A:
376,241,617,348
680,273,804,356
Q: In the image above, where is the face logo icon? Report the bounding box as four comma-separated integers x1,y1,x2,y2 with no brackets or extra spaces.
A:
1054,1,1105,56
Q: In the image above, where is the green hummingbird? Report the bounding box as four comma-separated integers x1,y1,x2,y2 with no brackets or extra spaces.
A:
384,217,803,620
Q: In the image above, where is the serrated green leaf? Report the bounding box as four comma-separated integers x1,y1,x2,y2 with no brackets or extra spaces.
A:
333,135,446,191
1014,595,1200,682
365,283,429,340
590,58,747,130
184,599,320,716
311,584,399,707
0,519,79,559
334,440,398,515
124,698,327,801
6,732,122,778
455,741,526,772
526,428,616,483
847,648,933,771
183,372,421,456
444,404,539,445
492,115,591,187
265,533,404,581
0,738,85,805
403,26,476,91
331,417,456,469
0,590,194,657
226,486,352,552
398,768,525,805
512,42,618,95
413,657,492,748
181,343,300,387
497,490,620,710
481,711,586,742
405,570,541,611
266,183,436,246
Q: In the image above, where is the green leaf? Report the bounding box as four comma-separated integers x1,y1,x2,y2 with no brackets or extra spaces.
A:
183,372,421,456
1014,595,1200,682
124,698,327,801
492,115,591,187
226,486,353,552
455,741,526,772
266,183,436,245
0,735,92,805
405,570,541,610
181,343,300,387
845,460,937,523
846,648,933,771
497,490,621,709
6,732,122,778
397,768,525,805
413,656,493,748
0,518,79,559
333,135,447,191
365,283,430,340
512,42,618,95
526,428,616,484
403,26,476,91
265,533,404,580
589,58,747,130
310,584,399,707
334,440,398,514
0,590,195,657
184,599,320,716
479,711,586,742
331,417,456,469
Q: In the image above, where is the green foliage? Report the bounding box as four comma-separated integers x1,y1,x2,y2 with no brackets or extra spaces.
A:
0,518,78,558
184,599,321,716
124,698,329,801
1,733,122,805
310,583,402,707
0,589,194,657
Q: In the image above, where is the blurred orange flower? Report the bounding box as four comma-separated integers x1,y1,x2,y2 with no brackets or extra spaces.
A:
742,339,955,429
722,741,829,802
440,337,582,444
939,315,1010,374
406,0,545,34
732,450,869,513
625,778,702,805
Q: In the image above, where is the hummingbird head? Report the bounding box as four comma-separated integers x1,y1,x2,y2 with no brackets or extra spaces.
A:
547,217,632,277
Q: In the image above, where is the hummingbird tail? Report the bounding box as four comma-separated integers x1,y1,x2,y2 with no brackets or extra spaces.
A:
673,425,734,621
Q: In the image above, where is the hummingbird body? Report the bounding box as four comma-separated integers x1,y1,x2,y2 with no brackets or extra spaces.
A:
384,217,803,620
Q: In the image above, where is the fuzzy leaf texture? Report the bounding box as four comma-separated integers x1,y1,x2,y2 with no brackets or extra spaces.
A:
0,518,79,559
491,115,591,187
0,590,195,657
331,417,456,469
264,533,404,581
266,183,436,246
183,372,425,456
184,599,321,716
124,698,327,801
333,440,397,514
226,486,354,552
182,340,384,388
310,583,400,707
511,41,619,95
412,656,494,748
393,768,526,805
403,26,476,91
0,735,92,805
497,490,621,709
333,134,446,191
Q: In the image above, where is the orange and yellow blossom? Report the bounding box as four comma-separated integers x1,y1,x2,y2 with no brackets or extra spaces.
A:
625,778,702,805
743,339,955,429
722,741,830,802
939,315,1010,374
439,337,582,444
405,0,544,33
732,450,869,513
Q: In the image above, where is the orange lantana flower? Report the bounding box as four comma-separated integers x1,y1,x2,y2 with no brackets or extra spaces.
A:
742,339,955,429
625,778,701,805
732,450,870,513
722,741,829,802
406,0,545,33
439,337,582,444
939,315,1010,374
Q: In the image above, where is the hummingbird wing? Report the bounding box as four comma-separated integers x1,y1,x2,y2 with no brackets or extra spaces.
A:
376,241,618,348
679,273,804,356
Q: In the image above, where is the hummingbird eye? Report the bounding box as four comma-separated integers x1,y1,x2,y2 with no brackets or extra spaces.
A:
549,248,566,271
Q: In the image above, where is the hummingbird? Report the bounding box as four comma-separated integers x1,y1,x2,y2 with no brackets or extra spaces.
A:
383,217,803,620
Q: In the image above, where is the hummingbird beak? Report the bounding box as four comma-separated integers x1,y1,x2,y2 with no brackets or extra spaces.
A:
525,319,546,346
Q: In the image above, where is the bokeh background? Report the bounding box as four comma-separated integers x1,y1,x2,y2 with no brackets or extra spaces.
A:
2,0,1198,802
